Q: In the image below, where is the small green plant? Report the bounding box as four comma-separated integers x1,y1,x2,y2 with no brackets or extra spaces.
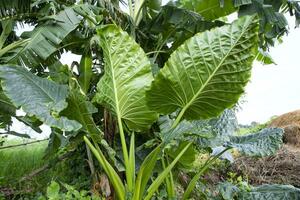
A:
227,172,251,192
38,181,100,200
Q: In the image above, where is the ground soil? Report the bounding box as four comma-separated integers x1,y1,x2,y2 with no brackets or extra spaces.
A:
231,110,300,187
232,145,300,187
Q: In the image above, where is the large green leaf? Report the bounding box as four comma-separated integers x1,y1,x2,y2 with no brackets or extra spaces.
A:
0,78,16,128
147,16,258,122
158,109,238,145
3,8,80,67
94,25,157,131
78,51,93,94
217,182,300,200
240,184,300,200
0,86,15,116
238,0,288,48
177,0,236,20
197,109,238,148
0,65,81,131
158,115,213,144
225,128,283,157
145,5,225,54
61,89,102,141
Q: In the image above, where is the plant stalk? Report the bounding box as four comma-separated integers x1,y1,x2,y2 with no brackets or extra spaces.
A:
117,115,132,191
182,147,232,199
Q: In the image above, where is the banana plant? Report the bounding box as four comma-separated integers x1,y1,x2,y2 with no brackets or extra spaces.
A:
126,0,162,26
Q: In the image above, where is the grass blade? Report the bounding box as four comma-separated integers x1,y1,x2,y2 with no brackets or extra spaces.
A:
133,144,162,200
144,143,191,200
84,136,125,200
128,133,136,192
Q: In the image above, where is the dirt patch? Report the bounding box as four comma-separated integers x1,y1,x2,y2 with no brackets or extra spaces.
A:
231,145,300,187
281,125,300,147
269,109,300,147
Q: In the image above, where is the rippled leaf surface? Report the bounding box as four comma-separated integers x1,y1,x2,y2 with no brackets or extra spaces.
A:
147,16,258,120
94,25,157,131
225,128,283,157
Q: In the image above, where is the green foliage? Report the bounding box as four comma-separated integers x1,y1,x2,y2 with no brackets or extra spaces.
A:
61,89,102,141
94,25,158,132
0,86,15,128
216,182,300,200
240,184,300,199
177,0,236,20
41,181,100,200
2,8,81,67
0,0,296,199
0,65,81,131
142,4,225,53
226,128,283,157
78,51,93,94
177,0,300,49
147,16,258,124
0,0,31,19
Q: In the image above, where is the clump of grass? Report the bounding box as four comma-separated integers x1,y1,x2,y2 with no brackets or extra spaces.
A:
0,139,47,186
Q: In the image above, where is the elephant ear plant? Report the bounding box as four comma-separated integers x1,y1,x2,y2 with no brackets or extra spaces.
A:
83,15,260,199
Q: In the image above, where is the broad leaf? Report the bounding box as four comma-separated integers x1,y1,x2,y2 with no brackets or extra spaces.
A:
134,145,162,200
147,16,258,121
48,61,70,85
0,65,81,131
225,128,283,157
166,141,196,168
240,184,300,200
145,5,225,51
177,0,236,20
159,109,238,145
61,89,102,141
0,86,15,116
197,109,239,148
238,0,289,48
94,25,157,131
158,115,214,144
217,182,300,200
3,8,80,67
46,181,60,199
1,85,19,127
78,51,93,94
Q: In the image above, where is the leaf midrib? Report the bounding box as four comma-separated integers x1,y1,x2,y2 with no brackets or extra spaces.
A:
102,34,122,121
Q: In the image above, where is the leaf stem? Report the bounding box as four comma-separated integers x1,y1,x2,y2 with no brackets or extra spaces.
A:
171,107,187,129
117,115,132,191
128,0,134,19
